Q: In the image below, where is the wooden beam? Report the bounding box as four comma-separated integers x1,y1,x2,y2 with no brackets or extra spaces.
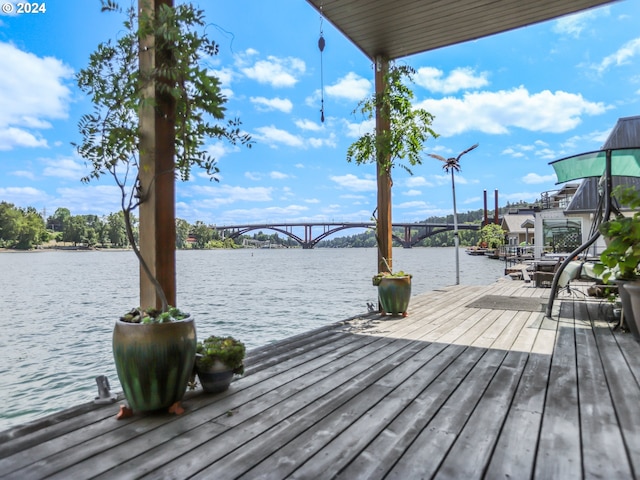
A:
138,0,177,309
375,57,392,273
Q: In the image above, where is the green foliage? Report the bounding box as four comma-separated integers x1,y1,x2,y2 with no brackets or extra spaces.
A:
73,1,252,311
75,2,252,186
119,306,190,324
175,218,190,249
372,270,412,286
196,335,246,375
191,220,213,249
0,202,47,249
347,64,437,177
594,185,640,282
479,224,506,248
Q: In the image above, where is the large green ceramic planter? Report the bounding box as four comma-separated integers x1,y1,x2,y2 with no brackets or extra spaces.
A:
112,318,197,412
621,281,640,342
377,276,412,316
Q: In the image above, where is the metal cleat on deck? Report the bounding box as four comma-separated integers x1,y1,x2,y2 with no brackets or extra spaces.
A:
93,375,117,404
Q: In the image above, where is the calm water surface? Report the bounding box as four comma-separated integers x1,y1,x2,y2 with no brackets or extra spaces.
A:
0,247,504,430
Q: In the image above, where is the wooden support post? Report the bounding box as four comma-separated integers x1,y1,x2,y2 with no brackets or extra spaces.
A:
138,0,177,309
375,56,392,274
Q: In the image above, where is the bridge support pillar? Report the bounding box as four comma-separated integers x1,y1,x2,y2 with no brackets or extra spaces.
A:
403,226,412,248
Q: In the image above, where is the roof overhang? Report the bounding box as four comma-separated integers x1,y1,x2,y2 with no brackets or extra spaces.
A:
305,0,618,60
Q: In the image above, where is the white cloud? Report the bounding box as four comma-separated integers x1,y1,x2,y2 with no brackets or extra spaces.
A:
41,156,86,180
270,171,290,180
500,192,541,203
0,127,47,150
241,55,305,88
414,66,489,94
10,170,35,180
253,125,304,148
405,176,434,188
208,67,235,99
330,174,377,192
0,186,49,205
209,67,234,86
344,119,375,138
190,184,273,206
326,72,372,101
55,185,122,215
522,173,557,184
0,42,73,150
250,96,293,113
397,201,427,209
463,196,482,205
417,86,608,136
553,8,608,38
295,119,323,131
221,204,309,223
308,133,337,148
432,173,473,185
206,141,233,162
245,172,261,181
595,37,640,74
403,189,422,196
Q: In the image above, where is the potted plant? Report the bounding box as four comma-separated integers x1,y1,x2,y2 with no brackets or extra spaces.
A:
195,336,246,393
346,64,437,315
594,185,640,340
74,1,251,416
372,270,412,316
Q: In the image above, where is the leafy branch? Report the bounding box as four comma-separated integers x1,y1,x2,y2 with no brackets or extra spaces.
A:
346,64,437,180
73,1,253,311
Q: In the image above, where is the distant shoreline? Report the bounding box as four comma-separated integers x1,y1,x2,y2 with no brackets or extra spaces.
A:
0,246,131,253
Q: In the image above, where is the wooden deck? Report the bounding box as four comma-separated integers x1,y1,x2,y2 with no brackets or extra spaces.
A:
2,278,640,479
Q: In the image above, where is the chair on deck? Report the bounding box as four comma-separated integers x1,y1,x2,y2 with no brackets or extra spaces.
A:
555,260,585,297
534,259,560,288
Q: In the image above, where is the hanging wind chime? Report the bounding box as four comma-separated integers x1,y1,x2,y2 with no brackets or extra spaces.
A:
318,7,326,123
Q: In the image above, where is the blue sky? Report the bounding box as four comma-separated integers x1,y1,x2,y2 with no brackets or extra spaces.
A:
1,1,639,228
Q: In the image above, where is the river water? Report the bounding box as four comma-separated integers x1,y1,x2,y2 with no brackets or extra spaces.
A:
0,247,505,431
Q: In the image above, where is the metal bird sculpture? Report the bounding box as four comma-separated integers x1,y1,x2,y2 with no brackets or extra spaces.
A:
427,143,479,285
427,143,479,173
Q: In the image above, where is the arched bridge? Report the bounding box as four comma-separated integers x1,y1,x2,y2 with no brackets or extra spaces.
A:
213,222,480,249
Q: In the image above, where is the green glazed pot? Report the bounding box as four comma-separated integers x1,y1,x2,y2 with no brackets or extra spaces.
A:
112,317,197,412
378,276,411,316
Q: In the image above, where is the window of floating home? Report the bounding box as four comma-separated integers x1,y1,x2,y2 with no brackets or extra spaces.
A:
542,218,582,253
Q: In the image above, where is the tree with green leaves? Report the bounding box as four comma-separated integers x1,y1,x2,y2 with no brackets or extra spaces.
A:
16,207,47,249
191,221,213,249
175,218,190,249
74,1,252,310
47,207,71,233
480,223,506,249
347,63,437,273
347,65,437,178
105,211,128,247
0,203,47,249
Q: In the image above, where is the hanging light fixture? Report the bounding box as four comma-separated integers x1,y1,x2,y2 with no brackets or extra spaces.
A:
318,6,326,123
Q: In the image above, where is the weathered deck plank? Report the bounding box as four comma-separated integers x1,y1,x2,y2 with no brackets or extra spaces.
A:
2,279,640,479
535,301,582,479
574,301,634,479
